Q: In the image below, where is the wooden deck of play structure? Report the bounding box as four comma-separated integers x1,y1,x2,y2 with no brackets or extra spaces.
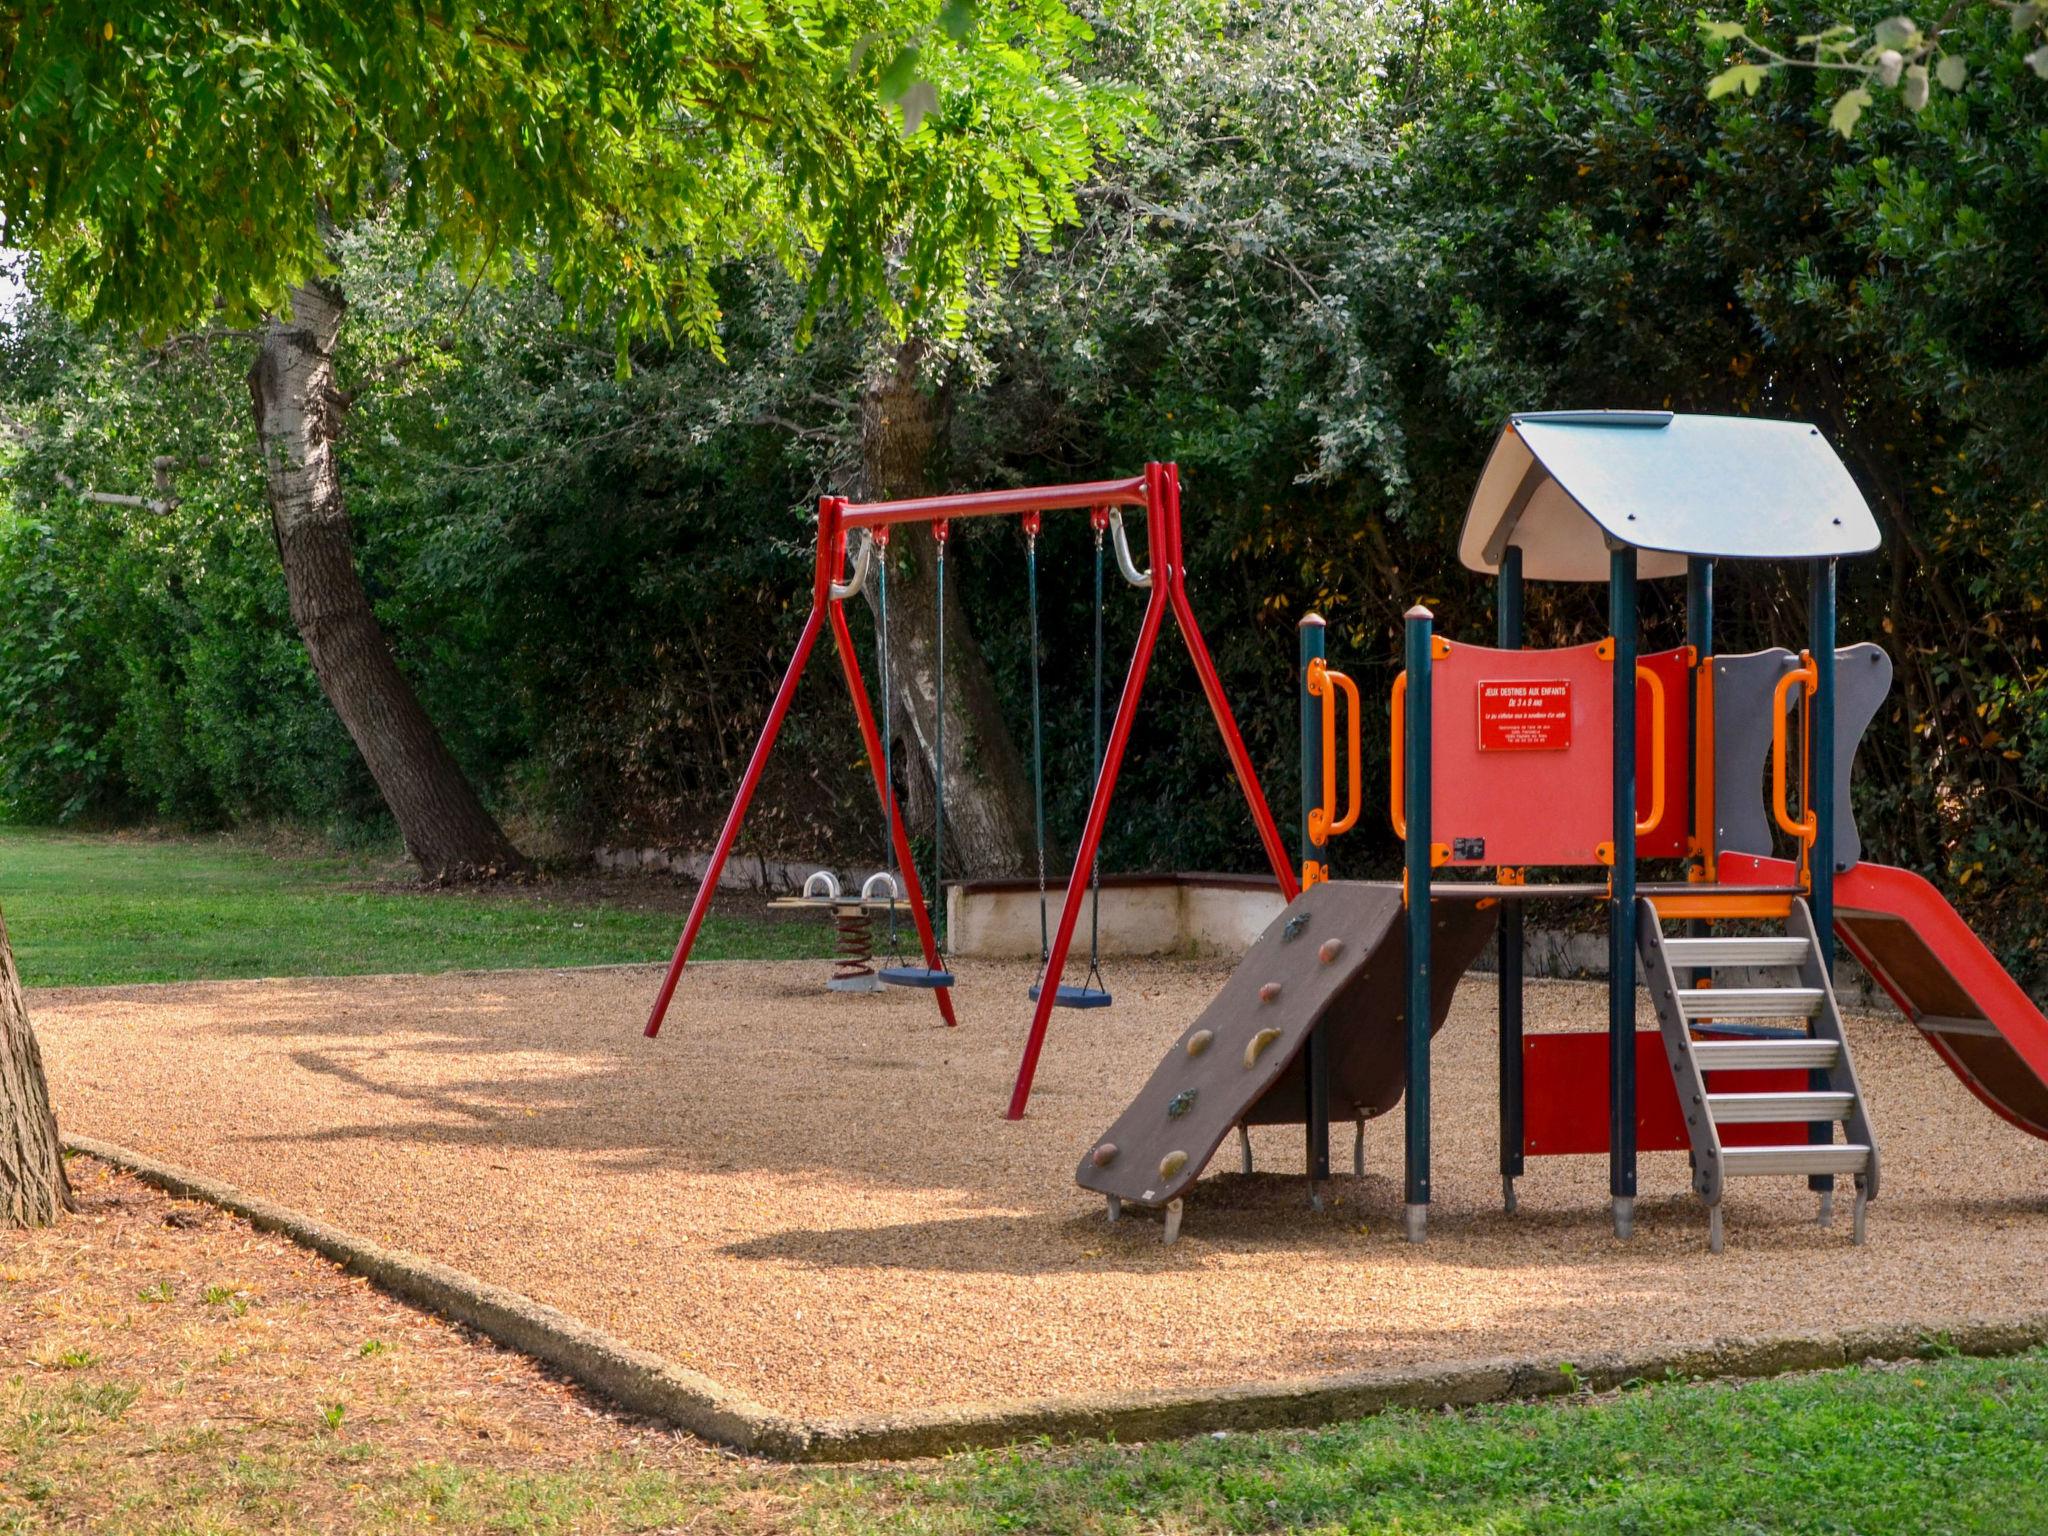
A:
34,957,2048,1423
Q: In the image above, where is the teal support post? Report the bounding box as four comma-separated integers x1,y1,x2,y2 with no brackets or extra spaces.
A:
1608,547,1639,1239
1403,604,1435,1243
1299,613,1330,1193
1682,558,1715,977
1496,551,1524,1214
1299,614,1328,884
1809,558,1838,1206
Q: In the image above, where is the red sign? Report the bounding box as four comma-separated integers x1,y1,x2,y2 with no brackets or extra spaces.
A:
1477,679,1572,751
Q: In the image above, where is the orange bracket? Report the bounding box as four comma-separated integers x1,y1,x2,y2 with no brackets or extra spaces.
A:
1772,652,1819,854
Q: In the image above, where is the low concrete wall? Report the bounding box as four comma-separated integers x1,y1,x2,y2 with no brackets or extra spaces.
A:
948,875,1288,959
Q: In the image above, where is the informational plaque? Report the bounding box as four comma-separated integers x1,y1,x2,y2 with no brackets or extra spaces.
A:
1476,679,1572,751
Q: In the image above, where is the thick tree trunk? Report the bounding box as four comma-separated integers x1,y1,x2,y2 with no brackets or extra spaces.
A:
0,902,69,1227
249,281,530,882
862,342,1034,878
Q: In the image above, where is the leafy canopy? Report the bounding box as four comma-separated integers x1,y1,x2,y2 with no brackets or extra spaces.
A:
0,2,1132,348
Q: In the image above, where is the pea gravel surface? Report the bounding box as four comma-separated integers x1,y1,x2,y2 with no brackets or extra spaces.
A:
33,956,2048,1421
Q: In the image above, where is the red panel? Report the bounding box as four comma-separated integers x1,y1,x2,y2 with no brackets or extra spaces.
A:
1521,1031,1808,1158
1429,642,1691,868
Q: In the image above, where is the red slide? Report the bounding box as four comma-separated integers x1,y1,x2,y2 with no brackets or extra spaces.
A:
1721,852,2048,1143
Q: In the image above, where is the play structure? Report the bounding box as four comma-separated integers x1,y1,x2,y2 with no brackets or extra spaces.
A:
643,464,1301,1082
1081,409,2048,1249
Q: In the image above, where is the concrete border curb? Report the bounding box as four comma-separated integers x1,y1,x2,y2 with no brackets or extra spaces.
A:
67,1136,2048,1463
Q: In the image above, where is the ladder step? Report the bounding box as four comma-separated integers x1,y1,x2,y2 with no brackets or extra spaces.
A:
1720,1143,1871,1177
1706,1091,1854,1124
1693,1038,1842,1071
1676,987,1824,1020
1661,936,1811,968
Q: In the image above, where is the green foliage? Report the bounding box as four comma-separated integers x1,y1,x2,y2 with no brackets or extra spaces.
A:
1698,4,2048,135
0,0,1135,354
4,0,2048,983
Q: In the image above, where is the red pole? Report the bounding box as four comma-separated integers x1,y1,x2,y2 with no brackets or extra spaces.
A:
1006,464,1174,1118
643,601,827,1037
1161,462,1299,902
645,497,847,1038
829,598,957,1027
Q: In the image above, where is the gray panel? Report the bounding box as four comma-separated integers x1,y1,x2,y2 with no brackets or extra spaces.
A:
1713,648,1800,860
1459,412,1883,581
1832,643,1892,872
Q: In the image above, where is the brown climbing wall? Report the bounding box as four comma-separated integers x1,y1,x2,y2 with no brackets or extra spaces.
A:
1075,882,1497,1209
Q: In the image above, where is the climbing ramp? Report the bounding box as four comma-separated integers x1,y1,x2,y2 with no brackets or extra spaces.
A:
1075,880,1496,1236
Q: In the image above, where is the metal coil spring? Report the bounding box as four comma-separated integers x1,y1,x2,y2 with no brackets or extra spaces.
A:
832,905,875,982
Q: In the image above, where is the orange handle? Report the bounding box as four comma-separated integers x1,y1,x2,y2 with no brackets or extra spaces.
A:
1307,658,1362,843
1389,671,1408,839
1771,655,1819,845
1635,663,1666,837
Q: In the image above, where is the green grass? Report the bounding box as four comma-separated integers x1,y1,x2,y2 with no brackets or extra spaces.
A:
0,828,825,987
805,1350,2048,1534
11,1352,2048,1533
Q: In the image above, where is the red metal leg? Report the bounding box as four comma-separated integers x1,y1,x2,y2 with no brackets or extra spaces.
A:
830,603,957,1027
644,602,827,1037
1170,580,1300,903
1006,580,1172,1118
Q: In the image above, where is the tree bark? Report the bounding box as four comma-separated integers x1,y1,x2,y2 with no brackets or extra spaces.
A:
0,901,69,1228
861,341,1034,878
248,281,530,882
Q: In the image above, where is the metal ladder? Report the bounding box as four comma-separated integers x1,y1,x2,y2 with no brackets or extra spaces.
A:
1637,896,1879,1252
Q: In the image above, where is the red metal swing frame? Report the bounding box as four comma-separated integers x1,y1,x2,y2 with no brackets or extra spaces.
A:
642,462,1300,1119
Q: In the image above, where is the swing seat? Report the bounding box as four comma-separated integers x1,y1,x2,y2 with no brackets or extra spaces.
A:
1028,982,1114,1009
880,965,956,989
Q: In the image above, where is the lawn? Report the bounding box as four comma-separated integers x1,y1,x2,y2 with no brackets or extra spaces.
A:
0,828,826,987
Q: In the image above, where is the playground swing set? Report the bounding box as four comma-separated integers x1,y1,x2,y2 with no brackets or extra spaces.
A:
642,463,1302,1086
651,410,2048,1252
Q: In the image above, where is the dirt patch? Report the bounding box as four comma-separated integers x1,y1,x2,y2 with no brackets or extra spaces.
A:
1,1160,796,1529
33,958,2048,1423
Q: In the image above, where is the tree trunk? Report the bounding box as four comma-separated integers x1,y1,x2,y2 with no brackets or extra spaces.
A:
248,281,530,882
861,341,1034,878
0,901,69,1227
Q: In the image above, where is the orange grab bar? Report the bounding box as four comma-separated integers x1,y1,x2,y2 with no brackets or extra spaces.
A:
1389,671,1407,839
1307,657,1362,843
1635,663,1666,837
1771,654,1819,845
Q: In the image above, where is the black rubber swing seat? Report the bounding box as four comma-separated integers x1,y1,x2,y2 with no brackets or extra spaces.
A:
879,965,956,989
1028,982,1114,1009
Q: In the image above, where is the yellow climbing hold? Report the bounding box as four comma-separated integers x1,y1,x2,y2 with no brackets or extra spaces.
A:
1159,1149,1188,1180
1186,1029,1214,1057
1245,1027,1282,1068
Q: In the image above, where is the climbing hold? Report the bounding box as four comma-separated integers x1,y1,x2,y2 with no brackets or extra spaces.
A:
1186,1029,1214,1058
1259,981,1283,1004
1160,1149,1188,1180
1167,1088,1198,1119
1245,1027,1282,1068
1319,938,1345,964
1091,1142,1118,1168
1283,913,1311,941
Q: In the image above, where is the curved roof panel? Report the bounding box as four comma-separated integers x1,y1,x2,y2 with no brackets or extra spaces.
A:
1458,411,1882,582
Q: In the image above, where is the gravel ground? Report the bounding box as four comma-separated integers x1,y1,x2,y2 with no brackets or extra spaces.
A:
33,956,2048,1421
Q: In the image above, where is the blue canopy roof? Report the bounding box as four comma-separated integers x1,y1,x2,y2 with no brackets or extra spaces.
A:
1458,411,1883,583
